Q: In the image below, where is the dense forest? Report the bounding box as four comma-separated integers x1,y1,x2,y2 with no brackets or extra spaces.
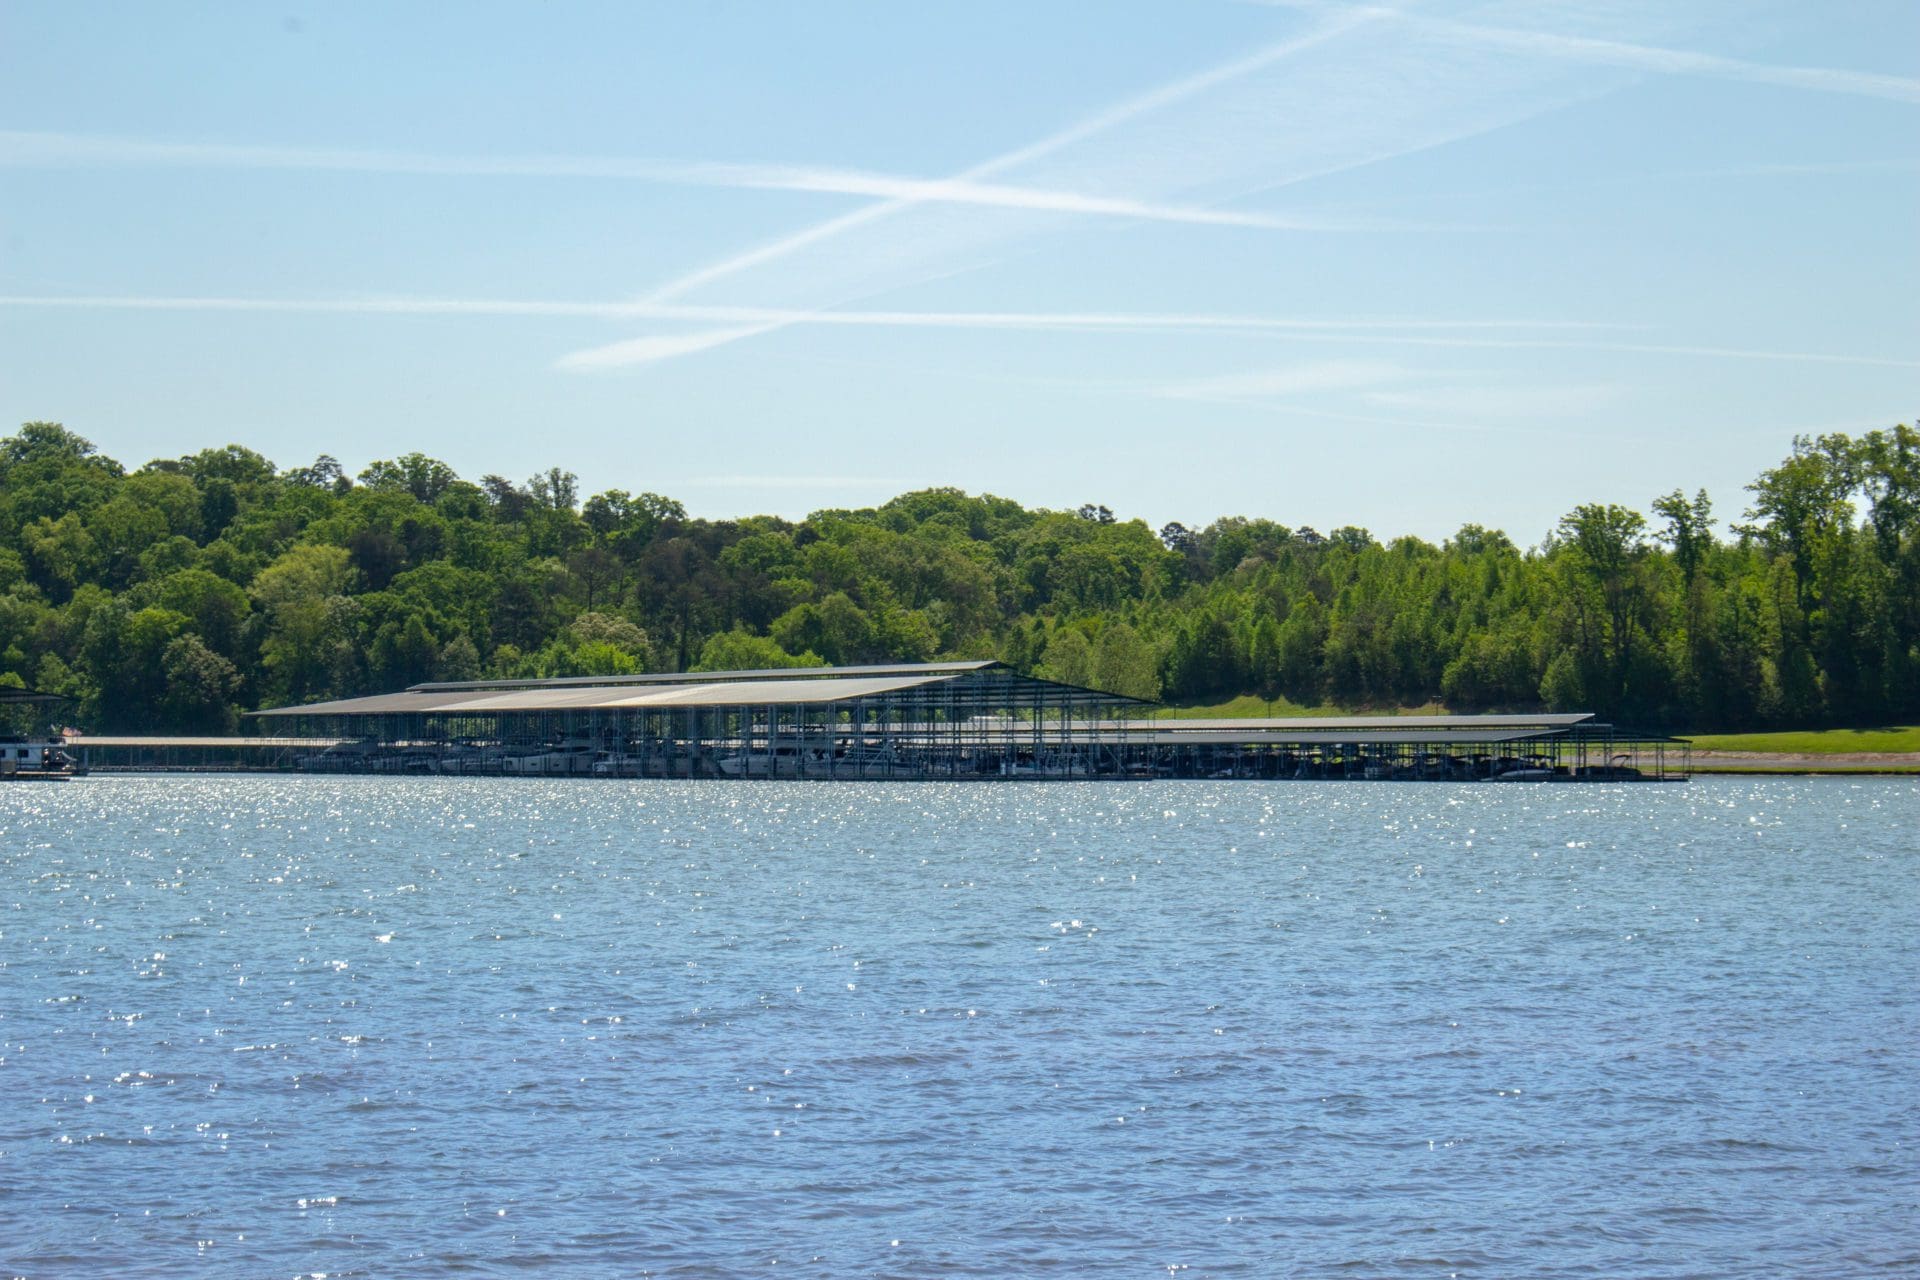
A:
0,419,1915,734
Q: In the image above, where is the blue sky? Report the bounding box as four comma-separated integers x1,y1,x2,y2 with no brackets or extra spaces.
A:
1,0,1914,542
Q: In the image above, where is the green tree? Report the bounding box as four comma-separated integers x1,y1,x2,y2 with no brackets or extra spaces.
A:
1552,503,1653,715
437,633,483,681
252,545,355,702
564,611,655,669
1740,436,1855,610
1037,626,1093,688
21,513,99,600
0,422,123,539
692,630,823,671
359,453,459,504
1273,596,1326,703
1093,622,1161,701
160,634,241,733
772,592,872,665
146,568,251,656
1,421,102,471
1652,489,1714,586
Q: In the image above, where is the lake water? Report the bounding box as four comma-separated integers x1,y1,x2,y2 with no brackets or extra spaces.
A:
2,776,1914,1277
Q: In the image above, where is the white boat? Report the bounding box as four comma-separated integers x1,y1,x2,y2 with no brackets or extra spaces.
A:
501,745,601,775
299,739,381,771
999,751,1090,779
592,750,659,777
717,742,837,777
0,735,81,776
432,742,492,774
382,744,444,773
833,744,922,778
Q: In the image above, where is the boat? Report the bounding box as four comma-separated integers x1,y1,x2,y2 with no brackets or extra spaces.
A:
380,743,444,773
716,741,837,778
298,739,381,772
0,735,83,779
432,741,493,774
1489,766,1555,782
500,742,601,775
592,749,661,777
1577,754,1643,781
1000,750,1091,779
832,743,923,778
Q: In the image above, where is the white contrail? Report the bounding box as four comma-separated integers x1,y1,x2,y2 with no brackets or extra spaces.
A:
0,291,1614,330
1421,19,1920,104
576,0,1896,370
628,0,1918,320
634,4,1392,305
1210,329,1920,370
1244,0,1920,103
0,129,1356,231
565,325,784,365
5,292,1912,369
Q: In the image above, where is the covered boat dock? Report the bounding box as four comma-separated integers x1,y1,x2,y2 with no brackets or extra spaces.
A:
1082,714,1683,780
250,661,1145,779
241,662,1686,781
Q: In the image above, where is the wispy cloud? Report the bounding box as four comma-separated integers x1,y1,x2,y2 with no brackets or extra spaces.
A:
13,7,1906,386
11,292,1912,371
0,290,1613,334
1155,360,1416,400
558,325,784,368
613,2,1395,337
1153,361,1621,429
1349,156,1920,216
682,475,911,489
0,129,1371,231
1207,327,1920,370
1323,333,1920,370
1244,1,1920,104
1364,383,1621,418
570,1,1919,369
1419,18,1920,105
569,2,1830,370
1151,394,1521,437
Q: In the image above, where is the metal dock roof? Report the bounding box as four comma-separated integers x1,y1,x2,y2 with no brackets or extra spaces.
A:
253,660,1155,718
406,660,1000,693
254,672,967,717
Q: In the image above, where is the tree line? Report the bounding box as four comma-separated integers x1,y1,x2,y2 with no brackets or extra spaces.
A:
0,419,1914,734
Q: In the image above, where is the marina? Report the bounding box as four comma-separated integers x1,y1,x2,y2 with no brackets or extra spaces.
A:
77,661,1694,781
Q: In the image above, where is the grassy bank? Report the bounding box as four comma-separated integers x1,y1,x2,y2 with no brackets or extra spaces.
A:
1682,726,1920,753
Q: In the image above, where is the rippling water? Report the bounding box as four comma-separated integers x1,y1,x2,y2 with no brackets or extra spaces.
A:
2,776,1915,1276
